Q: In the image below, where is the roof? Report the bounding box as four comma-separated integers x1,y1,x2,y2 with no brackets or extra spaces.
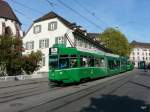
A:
33,11,112,53
131,41,150,48
87,33,100,39
34,11,75,29
0,0,21,24
73,30,112,53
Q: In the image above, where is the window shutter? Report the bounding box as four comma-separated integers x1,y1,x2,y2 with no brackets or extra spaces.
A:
32,41,34,49
46,39,49,48
2,22,6,35
48,22,57,31
39,40,41,48
26,42,28,50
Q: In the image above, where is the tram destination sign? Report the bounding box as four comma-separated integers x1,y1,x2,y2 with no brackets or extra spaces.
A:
51,48,58,55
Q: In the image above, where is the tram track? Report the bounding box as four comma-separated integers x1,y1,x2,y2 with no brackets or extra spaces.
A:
0,81,64,103
0,81,49,95
0,81,48,94
47,73,134,112
0,85,63,103
20,71,135,112
0,79,48,89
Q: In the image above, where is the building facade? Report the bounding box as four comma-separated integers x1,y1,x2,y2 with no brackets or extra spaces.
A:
0,0,22,37
130,41,150,67
23,12,110,73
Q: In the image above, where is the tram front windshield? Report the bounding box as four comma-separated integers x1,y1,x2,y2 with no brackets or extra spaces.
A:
49,56,58,69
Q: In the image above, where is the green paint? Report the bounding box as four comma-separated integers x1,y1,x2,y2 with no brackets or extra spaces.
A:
48,46,134,84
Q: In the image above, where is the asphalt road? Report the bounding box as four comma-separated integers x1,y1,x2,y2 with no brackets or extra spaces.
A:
0,69,150,112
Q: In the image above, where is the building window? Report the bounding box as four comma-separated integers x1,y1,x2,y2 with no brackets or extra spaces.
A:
55,36,66,44
42,57,45,66
39,39,49,48
133,52,134,55
143,57,144,61
33,25,41,34
5,27,12,35
79,39,83,47
89,43,92,49
26,41,34,50
48,22,57,31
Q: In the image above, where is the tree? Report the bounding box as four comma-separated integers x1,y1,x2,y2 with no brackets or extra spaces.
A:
0,34,23,76
0,34,42,76
97,27,132,56
22,51,42,75
6,36,23,76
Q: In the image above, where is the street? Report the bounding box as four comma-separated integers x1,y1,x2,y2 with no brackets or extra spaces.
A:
0,69,150,112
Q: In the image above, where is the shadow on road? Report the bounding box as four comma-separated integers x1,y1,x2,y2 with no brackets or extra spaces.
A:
80,95,150,112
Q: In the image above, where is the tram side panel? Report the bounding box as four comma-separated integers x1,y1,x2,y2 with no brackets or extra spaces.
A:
106,56,121,76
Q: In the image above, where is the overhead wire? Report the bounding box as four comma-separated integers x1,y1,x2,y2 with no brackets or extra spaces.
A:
12,0,105,31
54,0,104,31
13,8,34,21
11,0,43,15
73,0,109,28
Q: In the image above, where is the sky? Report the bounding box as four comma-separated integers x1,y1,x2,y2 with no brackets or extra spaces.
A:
6,0,150,42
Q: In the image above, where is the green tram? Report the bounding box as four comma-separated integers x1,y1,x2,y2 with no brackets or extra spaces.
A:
48,44,134,84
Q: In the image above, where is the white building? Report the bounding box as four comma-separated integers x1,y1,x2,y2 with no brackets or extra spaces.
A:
130,41,150,67
0,0,22,37
23,12,110,73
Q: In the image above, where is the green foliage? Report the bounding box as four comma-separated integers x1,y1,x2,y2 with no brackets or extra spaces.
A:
97,27,132,56
0,35,23,76
0,35,42,76
22,51,42,75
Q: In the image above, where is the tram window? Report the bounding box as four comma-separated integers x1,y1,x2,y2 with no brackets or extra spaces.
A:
108,60,114,69
95,58,100,67
88,58,94,67
113,60,117,68
116,60,120,68
121,60,127,65
100,58,105,67
70,55,77,68
80,57,88,67
59,55,69,69
49,56,58,68
70,58,77,68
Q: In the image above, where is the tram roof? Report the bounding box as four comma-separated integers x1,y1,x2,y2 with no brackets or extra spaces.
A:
105,53,120,58
77,48,105,56
57,47,105,57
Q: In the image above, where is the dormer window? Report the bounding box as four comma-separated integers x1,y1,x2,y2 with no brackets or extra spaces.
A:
48,22,57,31
33,25,41,34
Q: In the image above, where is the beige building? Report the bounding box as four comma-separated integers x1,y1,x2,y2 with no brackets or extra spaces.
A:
130,41,150,67
23,12,111,73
